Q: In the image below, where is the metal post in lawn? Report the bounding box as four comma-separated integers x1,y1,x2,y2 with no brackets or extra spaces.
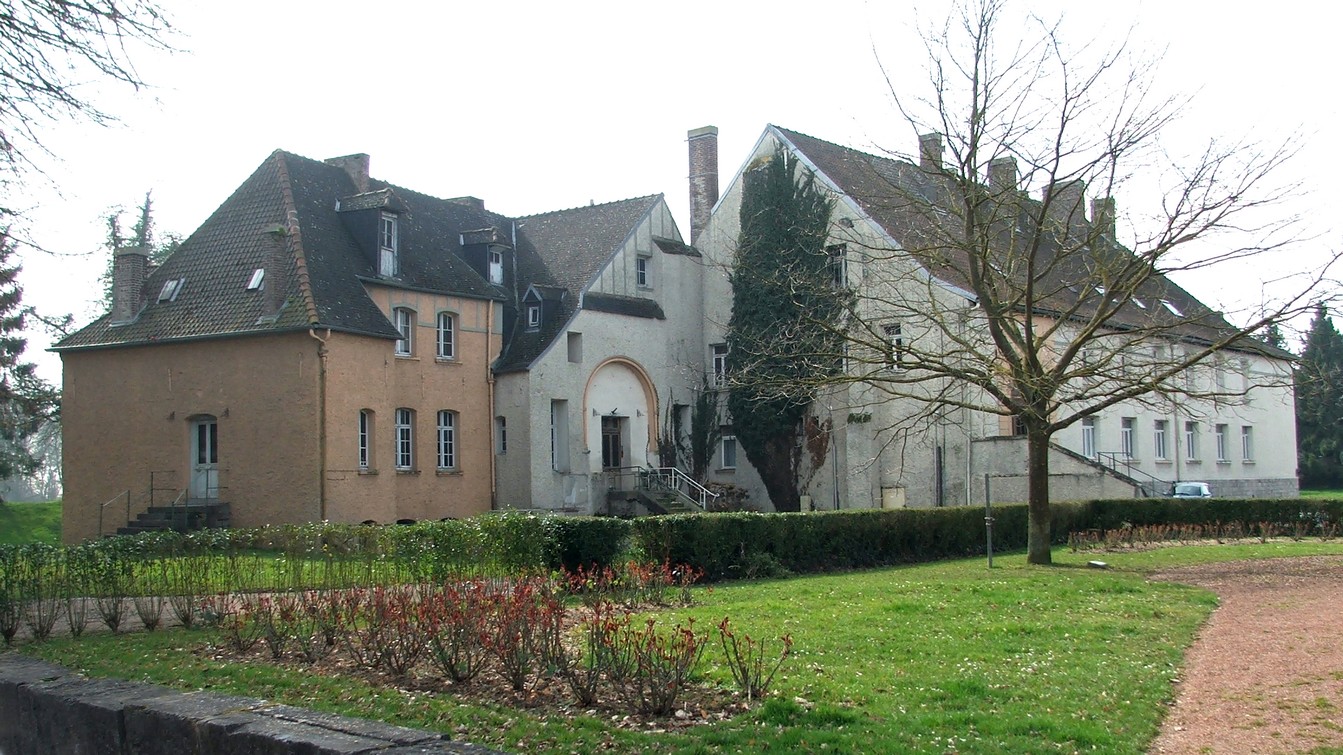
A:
984,473,994,568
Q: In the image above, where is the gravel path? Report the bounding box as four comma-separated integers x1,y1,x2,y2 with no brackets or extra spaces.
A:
1147,555,1343,754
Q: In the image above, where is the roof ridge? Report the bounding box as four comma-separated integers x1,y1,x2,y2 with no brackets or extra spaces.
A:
271,152,321,324
517,193,661,220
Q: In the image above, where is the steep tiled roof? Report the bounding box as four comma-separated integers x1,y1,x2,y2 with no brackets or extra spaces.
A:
772,126,1290,359
55,151,504,352
584,293,666,319
495,195,662,372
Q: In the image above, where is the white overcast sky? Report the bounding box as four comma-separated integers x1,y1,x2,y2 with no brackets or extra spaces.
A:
13,0,1339,383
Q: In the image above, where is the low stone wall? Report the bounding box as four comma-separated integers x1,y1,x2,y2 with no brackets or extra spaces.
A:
0,654,504,755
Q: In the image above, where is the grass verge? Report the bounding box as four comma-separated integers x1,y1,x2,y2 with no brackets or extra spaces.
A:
17,542,1343,754
0,500,60,545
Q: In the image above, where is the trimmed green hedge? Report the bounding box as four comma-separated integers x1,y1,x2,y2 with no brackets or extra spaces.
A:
89,499,1343,585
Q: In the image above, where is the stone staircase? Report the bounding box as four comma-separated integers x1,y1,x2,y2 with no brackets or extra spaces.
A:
116,502,231,536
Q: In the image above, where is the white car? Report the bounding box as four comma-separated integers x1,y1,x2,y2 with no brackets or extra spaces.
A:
1172,482,1213,498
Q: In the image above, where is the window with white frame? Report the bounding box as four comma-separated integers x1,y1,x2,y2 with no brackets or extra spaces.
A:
379,213,398,277
436,410,457,470
721,435,737,469
883,323,904,369
1153,419,1169,460
393,307,414,356
1081,417,1096,459
496,416,507,454
711,343,729,387
358,410,373,470
826,244,847,287
550,400,569,472
488,248,503,284
1185,421,1199,461
1215,423,1229,462
436,312,455,360
636,256,651,288
527,304,541,330
1120,417,1136,459
1241,425,1254,461
394,408,414,470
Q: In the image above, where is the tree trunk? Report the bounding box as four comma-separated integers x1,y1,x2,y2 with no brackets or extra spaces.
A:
1026,428,1053,565
755,435,801,512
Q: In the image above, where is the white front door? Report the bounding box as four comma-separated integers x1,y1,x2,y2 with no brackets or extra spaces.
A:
190,417,218,500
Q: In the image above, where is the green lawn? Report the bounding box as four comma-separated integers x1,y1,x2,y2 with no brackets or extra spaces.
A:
1299,489,1343,500
0,500,60,545
20,541,1343,754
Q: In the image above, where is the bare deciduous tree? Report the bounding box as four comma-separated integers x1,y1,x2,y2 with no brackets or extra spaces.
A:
0,0,174,182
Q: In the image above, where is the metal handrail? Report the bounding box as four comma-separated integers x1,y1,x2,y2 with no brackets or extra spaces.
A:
646,467,719,511
1094,451,1168,496
97,490,130,537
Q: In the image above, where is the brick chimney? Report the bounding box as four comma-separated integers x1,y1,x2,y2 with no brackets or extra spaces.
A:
1042,179,1086,230
1091,196,1116,237
262,224,290,320
988,157,1018,193
325,153,370,193
109,245,148,324
919,133,944,171
687,126,718,245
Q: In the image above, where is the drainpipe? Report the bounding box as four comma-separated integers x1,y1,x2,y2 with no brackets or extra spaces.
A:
486,299,497,509
308,328,331,520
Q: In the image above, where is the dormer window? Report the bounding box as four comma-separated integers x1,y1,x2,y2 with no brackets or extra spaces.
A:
379,213,398,277
527,304,541,330
488,248,503,285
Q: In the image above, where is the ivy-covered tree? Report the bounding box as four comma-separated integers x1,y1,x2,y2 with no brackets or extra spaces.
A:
0,229,59,479
1297,305,1343,488
99,191,181,304
725,146,847,511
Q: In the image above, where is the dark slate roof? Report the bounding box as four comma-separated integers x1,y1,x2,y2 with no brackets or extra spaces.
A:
55,151,504,352
585,293,666,319
654,236,700,257
495,195,663,372
772,126,1291,360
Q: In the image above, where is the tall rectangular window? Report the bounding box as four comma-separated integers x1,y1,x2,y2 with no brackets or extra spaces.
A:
394,408,414,470
436,410,457,470
567,332,582,363
488,248,503,284
1241,425,1254,461
1185,421,1199,461
436,312,455,359
1215,424,1229,462
1120,417,1136,459
721,435,738,469
496,416,507,454
712,343,729,387
550,400,569,472
358,410,372,470
1153,420,1168,460
827,244,847,287
883,323,903,369
527,304,541,329
393,307,413,356
379,213,398,277
1081,417,1096,459
636,256,651,287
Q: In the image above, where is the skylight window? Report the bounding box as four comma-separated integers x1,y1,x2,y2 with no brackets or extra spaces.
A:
246,269,265,291
1130,297,1146,309
158,278,185,303
1161,299,1184,317
1094,285,1107,296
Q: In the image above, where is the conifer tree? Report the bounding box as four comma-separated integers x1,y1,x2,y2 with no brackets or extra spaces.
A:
0,229,58,479
1297,305,1343,488
725,146,846,511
